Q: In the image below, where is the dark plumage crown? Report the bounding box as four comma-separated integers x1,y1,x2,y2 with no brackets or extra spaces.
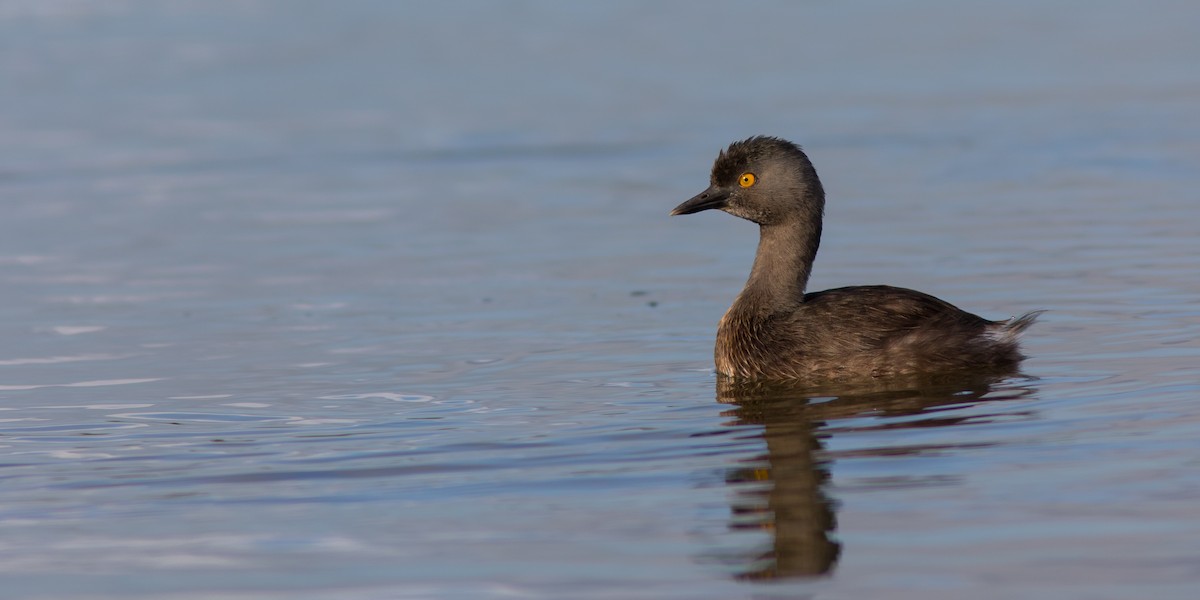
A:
711,136,812,185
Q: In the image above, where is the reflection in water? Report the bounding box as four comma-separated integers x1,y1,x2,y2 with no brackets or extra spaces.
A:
715,373,1036,580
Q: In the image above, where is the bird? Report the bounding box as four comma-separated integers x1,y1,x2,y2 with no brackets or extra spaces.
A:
671,135,1041,381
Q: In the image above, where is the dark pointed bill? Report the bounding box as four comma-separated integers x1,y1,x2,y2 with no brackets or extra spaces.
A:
670,186,730,216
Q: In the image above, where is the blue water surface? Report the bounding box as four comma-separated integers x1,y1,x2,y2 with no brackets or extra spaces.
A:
1,2,1199,599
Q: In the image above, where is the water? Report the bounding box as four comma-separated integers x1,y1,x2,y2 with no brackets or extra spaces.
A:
1,1,1198,598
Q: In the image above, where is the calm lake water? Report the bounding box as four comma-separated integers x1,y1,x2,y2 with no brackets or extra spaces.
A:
2,2,1199,598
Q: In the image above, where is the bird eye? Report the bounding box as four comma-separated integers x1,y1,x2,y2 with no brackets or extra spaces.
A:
739,173,756,188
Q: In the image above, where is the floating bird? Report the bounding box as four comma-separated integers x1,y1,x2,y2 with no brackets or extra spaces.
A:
671,136,1041,380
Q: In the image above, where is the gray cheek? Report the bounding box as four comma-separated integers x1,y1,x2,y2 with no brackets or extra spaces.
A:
721,204,751,220
723,204,771,224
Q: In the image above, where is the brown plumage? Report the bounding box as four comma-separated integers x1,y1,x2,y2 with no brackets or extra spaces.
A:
672,136,1041,381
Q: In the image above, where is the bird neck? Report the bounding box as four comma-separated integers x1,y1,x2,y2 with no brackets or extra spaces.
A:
740,218,822,310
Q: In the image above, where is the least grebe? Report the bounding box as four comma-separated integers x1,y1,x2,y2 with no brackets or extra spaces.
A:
672,136,1041,380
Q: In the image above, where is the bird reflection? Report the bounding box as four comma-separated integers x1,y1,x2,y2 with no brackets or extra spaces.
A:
715,372,1035,580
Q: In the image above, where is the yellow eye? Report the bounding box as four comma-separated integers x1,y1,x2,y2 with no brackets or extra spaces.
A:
739,173,756,188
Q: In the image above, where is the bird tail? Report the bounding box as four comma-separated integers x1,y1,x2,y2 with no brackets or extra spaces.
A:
996,310,1045,342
